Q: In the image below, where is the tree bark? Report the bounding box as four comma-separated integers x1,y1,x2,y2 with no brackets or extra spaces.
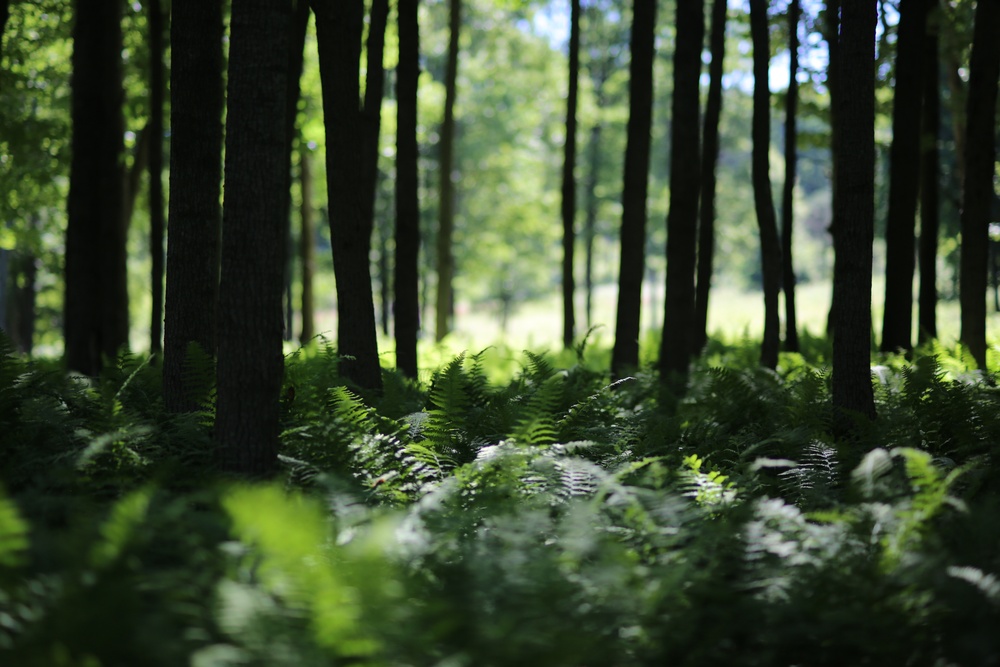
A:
561,0,581,349
149,0,165,359
610,0,657,378
917,9,940,344
823,0,841,336
781,0,800,353
395,0,421,379
215,0,290,477
694,0,727,355
435,0,461,342
832,0,877,433
659,0,704,384
959,0,1000,369
300,142,316,344
163,0,224,413
65,0,127,376
880,0,928,354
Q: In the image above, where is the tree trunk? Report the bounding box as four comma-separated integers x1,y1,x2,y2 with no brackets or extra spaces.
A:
823,0,841,336
832,0,877,434
880,0,928,354
959,0,1000,369
300,142,316,344
610,0,657,378
781,0,800,353
693,0,727,355
749,0,782,371
561,0,581,349
917,10,940,344
65,0,127,376
163,0,224,413
149,0,165,359
435,0,461,342
659,0,704,384
395,0,421,379
215,0,290,477
312,0,384,392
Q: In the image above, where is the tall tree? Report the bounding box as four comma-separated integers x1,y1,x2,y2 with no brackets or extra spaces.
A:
435,0,461,342
822,0,841,335
917,6,941,344
148,0,165,359
659,0,704,383
215,0,290,476
610,0,657,378
693,0,727,355
163,0,224,413
299,142,316,344
395,0,421,378
64,0,127,376
561,0,581,349
781,0,800,353
312,0,386,392
958,0,1000,369
832,0,877,432
880,0,929,354
749,0,782,370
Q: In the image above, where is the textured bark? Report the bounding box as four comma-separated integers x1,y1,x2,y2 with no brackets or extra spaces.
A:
959,0,1000,369
65,0,127,376
917,13,940,344
215,0,290,477
583,117,602,331
781,0,800,353
693,0,727,355
659,0,704,383
149,0,165,358
395,0,421,379
561,0,581,349
163,0,224,413
435,0,460,342
832,0,877,433
822,0,841,336
299,144,316,344
881,0,928,354
610,0,656,378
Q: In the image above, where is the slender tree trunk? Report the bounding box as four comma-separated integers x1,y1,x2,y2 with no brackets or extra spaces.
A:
659,0,704,384
561,0,581,349
694,0,727,354
65,0,127,376
378,211,391,337
823,0,841,336
881,0,928,354
917,10,940,344
435,0,461,342
781,0,800,353
149,0,165,359
832,0,877,433
395,0,421,378
215,0,291,477
610,0,657,378
959,0,1000,369
361,0,389,225
163,0,224,413
300,143,316,344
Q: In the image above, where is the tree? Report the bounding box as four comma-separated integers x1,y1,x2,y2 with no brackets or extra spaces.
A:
749,0,781,370
832,0,877,432
917,6,940,344
436,0,461,342
163,0,224,413
659,0,704,383
693,0,727,355
881,0,929,354
959,0,1000,369
299,142,316,345
215,0,290,476
781,0,800,353
561,0,581,349
64,0,127,376
610,0,656,378
395,0,421,379
148,0,165,359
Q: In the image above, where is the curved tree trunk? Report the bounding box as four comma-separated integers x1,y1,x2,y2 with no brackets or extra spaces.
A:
917,10,940,344
435,0,461,342
781,0,800,353
561,0,580,349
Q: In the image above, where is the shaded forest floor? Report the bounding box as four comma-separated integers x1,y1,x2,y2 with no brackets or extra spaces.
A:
3,331,1000,665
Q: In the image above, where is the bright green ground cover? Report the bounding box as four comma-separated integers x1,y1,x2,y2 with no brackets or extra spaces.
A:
2,331,1000,666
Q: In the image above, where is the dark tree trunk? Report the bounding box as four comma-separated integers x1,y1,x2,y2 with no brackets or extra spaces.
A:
435,0,460,342
917,11,940,344
659,0,704,384
561,0,581,349
215,0,290,477
65,0,127,376
832,0,877,433
583,117,601,331
361,0,389,225
959,0,1000,369
0,0,10,63
693,0,727,355
610,0,657,378
823,0,841,336
395,0,421,379
149,0,165,359
749,0,782,370
163,0,224,413
300,143,316,344
881,0,928,354
312,0,384,392
378,211,391,337
781,0,800,353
